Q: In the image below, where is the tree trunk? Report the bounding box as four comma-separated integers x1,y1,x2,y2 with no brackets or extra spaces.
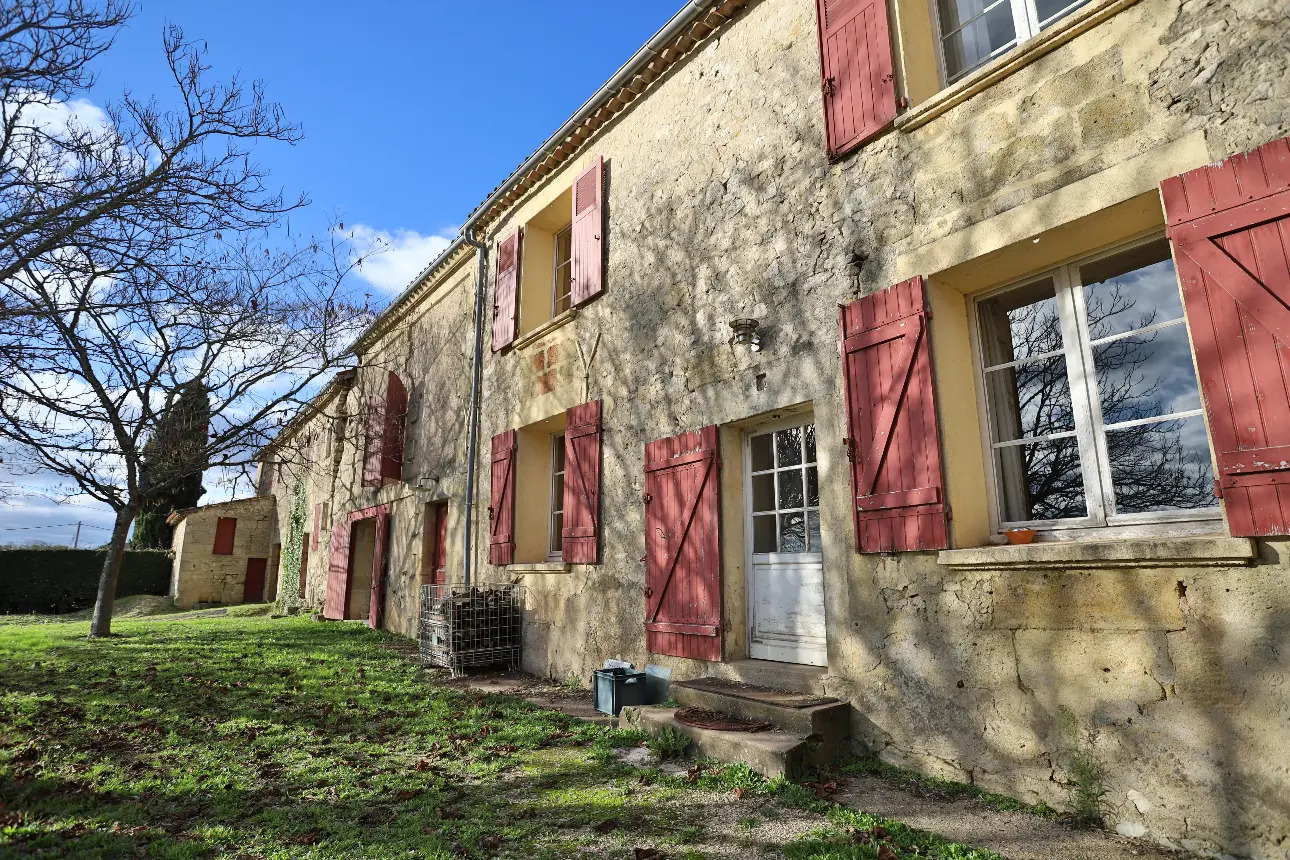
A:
88,508,137,638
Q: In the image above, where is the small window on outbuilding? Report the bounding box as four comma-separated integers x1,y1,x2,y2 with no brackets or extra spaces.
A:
213,517,237,555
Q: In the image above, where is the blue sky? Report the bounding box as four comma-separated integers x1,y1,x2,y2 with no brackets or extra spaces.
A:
1,0,680,546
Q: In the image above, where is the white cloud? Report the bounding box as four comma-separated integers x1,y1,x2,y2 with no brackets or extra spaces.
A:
344,225,457,295
20,95,112,138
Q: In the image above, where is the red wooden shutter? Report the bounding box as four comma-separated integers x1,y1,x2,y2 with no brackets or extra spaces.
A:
841,277,949,552
492,231,521,351
815,0,897,158
368,509,390,629
242,558,267,603
1161,135,1290,536
324,518,352,619
382,371,408,481
298,541,309,599
212,517,237,555
488,430,517,565
361,395,385,487
562,400,602,563
311,504,321,551
571,156,605,306
644,426,723,661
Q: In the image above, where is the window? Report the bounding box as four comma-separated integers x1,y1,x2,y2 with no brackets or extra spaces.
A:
937,0,1090,82
552,226,572,317
548,433,566,559
975,237,1219,534
749,424,821,553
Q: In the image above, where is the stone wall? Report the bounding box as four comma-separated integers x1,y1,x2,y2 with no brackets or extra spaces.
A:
170,497,276,608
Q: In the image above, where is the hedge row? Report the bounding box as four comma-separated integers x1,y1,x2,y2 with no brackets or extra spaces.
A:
0,548,172,615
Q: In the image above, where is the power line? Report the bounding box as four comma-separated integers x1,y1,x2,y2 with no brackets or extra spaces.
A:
0,522,112,532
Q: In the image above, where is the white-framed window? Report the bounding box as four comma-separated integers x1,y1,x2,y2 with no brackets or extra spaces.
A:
936,0,1091,82
748,422,821,554
552,226,573,317
547,433,566,559
973,235,1220,536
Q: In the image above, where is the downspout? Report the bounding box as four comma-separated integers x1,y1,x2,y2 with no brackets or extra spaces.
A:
460,226,489,587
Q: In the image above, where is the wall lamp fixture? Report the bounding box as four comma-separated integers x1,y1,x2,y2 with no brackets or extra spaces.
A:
729,318,762,352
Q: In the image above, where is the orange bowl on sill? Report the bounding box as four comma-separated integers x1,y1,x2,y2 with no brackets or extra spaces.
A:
1005,528,1038,545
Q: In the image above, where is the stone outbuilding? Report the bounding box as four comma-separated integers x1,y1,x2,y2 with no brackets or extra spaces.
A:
168,497,279,609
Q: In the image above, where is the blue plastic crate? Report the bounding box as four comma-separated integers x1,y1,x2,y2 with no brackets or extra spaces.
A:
592,668,646,716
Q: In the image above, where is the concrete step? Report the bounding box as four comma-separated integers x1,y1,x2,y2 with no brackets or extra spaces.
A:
706,658,830,697
671,678,848,742
621,706,810,780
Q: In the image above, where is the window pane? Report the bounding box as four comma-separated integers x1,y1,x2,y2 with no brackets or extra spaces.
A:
778,469,804,509
1081,240,1184,339
1106,416,1217,514
805,424,817,463
1035,0,1090,27
942,0,1016,80
983,357,1076,442
806,466,819,507
753,514,777,553
937,0,993,32
978,278,1063,366
752,474,776,513
750,434,773,472
776,427,803,466
779,512,806,553
551,473,564,513
552,436,565,471
550,513,563,553
807,510,821,553
1094,324,1203,425
995,437,1088,522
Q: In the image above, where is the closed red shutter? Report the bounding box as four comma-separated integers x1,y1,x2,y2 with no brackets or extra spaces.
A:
815,0,897,158
368,509,390,629
1161,135,1290,536
242,558,267,603
382,372,408,482
361,395,385,487
324,519,352,619
212,517,237,555
311,504,321,551
488,430,518,565
841,277,949,552
492,231,521,351
571,156,605,306
644,426,722,661
562,400,602,563
298,541,309,599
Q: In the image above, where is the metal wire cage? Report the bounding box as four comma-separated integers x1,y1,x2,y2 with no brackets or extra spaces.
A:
418,584,524,676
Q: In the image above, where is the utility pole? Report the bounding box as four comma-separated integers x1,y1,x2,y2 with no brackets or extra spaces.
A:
73,521,81,549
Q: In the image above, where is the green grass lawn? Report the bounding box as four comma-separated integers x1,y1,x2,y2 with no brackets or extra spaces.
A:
0,614,1006,860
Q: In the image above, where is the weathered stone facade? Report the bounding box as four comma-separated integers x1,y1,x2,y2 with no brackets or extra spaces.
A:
169,496,276,608
247,0,1290,855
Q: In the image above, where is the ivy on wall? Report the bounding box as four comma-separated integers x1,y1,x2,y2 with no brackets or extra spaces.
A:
277,481,307,610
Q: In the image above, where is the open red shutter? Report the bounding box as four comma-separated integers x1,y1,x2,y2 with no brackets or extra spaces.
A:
841,277,949,552
562,400,602,563
368,509,390,629
571,156,605,306
324,519,352,619
488,430,517,565
361,395,385,487
213,517,237,555
815,0,897,158
1161,135,1290,536
382,372,407,481
311,504,321,550
644,426,722,661
492,231,521,351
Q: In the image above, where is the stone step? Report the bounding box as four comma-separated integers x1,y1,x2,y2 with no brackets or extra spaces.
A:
706,658,830,697
670,677,849,747
621,706,810,780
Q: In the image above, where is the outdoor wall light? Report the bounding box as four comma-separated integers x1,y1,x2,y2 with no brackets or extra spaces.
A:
729,318,762,352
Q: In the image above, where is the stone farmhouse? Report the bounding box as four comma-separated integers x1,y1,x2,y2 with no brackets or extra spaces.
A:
168,0,1290,854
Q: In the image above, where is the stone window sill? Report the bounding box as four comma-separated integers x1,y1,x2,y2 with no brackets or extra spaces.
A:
938,536,1256,571
513,308,577,350
896,0,1143,134
506,561,571,575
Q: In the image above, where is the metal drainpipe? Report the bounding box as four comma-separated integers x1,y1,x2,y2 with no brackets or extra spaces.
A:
460,226,489,588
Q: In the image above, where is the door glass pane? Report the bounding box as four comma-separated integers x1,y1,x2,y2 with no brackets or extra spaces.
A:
805,424,817,463
806,466,819,507
1093,324,1202,425
1081,240,1184,339
1106,416,1217,514
807,511,821,552
778,470,804,509
779,512,806,553
775,427,803,466
995,437,1088,522
753,514,777,553
750,434,773,472
752,474,776,513
983,357,1076,441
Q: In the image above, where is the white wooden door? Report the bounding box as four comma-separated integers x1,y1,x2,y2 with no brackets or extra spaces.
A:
745,419,827,667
